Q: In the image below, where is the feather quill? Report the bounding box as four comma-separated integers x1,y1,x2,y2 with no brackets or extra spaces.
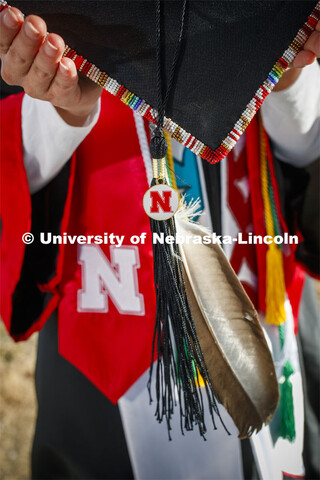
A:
176,216,279,438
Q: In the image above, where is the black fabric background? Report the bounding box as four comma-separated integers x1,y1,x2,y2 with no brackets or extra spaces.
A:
10,162,71,335
32,313,133,480
11,0,317,151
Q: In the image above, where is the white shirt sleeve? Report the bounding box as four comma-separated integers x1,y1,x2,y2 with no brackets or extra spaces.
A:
261,61,320,167
22,95,101,194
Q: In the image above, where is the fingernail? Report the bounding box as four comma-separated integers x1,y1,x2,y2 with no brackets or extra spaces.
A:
59,61,70,75
44,39,58,57
4,8,19,28
25,20,40,38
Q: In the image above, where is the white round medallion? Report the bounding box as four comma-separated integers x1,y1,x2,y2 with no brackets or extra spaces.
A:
143,184,179,220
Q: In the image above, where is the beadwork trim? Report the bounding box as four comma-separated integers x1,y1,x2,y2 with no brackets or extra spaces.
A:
1,0,319,163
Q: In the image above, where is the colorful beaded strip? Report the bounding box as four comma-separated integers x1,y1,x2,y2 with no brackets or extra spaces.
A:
1,0,319,163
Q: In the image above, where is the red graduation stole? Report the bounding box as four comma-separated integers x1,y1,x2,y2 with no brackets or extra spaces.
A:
1,91,156,403
54,92,156,402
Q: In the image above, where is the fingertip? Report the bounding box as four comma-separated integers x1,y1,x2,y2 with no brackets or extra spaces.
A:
2,6,23,29
306,51,316,64
8,7,24,23
292,50,316,68
59,57,77,79
303,30,320,59
43,33,65,59
46,33,65,52
24,14,47,39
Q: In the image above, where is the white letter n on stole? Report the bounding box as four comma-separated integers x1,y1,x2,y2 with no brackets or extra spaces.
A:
77,245,145,315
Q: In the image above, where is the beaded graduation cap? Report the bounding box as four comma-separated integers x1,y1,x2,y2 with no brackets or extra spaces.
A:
1,0,319,438
2,0,319,162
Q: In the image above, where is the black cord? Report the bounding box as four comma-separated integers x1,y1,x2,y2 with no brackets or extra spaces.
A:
150,0,187,159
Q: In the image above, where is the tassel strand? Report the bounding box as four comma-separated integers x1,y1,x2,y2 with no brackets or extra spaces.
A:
148,208,225,438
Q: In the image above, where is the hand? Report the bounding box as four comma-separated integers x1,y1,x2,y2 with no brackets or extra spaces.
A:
274,20,320,91
0,7,102,126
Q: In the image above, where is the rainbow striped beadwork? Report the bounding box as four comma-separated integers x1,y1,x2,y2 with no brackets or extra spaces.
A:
1,0,319,163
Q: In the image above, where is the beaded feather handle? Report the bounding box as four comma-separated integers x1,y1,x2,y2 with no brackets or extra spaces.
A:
0,0,319,163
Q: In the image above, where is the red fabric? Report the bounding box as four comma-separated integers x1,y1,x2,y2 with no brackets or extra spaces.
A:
227,147,258,306
16,153,79,342
0,94,31,337
246,117,305,331
0,90,155,401
264,127,297,289
282,472,305,479
246,117,269,313
0,91,156,401
265,136,305,330
54,91,156,403
0,93,81,341
286,264,305,335
23,152,80,342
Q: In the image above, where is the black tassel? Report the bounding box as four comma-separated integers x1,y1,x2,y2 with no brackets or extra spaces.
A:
147,188,224,439
147,0,225,435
